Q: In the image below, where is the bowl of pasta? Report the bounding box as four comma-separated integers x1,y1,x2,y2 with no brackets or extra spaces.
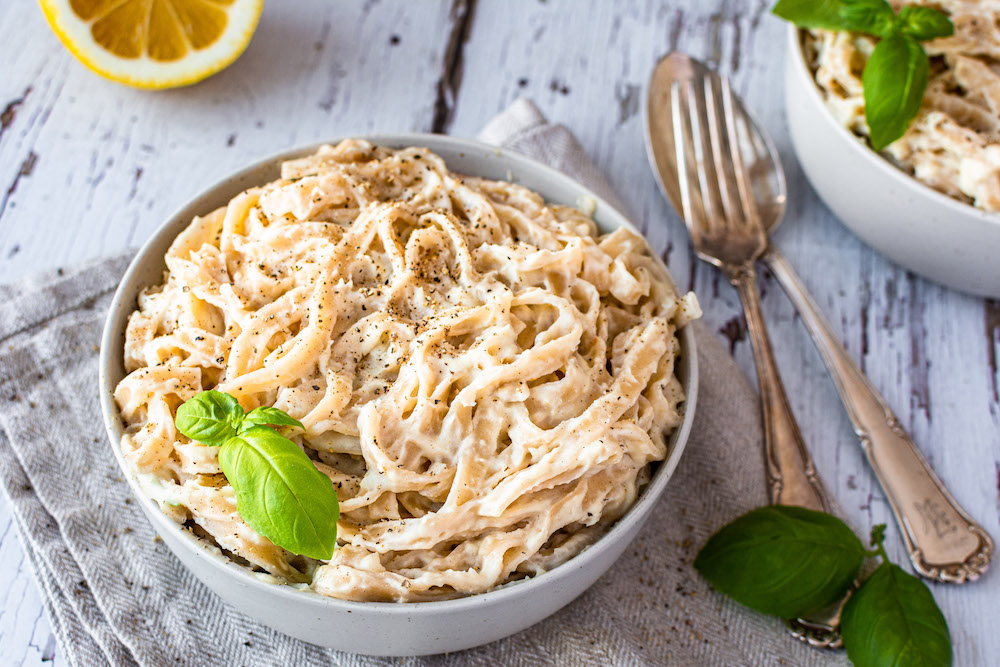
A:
784,19,1000,298
99,134,700,655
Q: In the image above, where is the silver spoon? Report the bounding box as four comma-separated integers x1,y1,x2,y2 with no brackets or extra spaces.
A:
645,54,992,588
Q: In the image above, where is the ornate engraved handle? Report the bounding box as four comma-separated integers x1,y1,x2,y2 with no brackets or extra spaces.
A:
764,249,993,582
728,263,829,513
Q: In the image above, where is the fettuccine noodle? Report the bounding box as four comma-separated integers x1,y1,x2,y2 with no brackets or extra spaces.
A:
114,140,699,601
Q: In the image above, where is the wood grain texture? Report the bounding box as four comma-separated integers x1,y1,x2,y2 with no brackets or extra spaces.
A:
1,0,997,664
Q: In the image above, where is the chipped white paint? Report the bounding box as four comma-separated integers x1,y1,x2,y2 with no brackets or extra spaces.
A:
1,0,997,664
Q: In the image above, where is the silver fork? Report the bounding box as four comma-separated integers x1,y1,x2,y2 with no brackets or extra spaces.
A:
669,73,830,515
664,69,846,646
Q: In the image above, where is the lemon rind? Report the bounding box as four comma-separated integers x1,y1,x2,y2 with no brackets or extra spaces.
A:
38,0,264,90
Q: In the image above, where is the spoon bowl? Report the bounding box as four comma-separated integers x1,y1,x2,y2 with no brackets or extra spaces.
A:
645,52,787,236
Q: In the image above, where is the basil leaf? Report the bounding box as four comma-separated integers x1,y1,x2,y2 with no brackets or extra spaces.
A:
694,506,864,618
175,390,244,447
772,0,852,31
841,562,952,667
840,0,898,37
242,406,305,433
899,6,954,41
220,426,338,560
863,33,929,150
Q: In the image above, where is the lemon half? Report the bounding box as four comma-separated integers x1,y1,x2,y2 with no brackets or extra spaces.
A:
39,0,263,89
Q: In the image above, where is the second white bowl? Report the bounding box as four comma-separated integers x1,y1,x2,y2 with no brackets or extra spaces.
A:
784,26,1000,298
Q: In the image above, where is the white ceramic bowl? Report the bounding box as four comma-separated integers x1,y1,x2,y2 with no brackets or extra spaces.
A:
784,27,1000,298
98,134,698,656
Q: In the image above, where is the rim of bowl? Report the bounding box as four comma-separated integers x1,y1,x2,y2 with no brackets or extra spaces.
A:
786,25,1000,227
98,133,700,615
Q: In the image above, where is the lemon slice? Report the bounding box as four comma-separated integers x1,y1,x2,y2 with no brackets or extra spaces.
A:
39,0,263,89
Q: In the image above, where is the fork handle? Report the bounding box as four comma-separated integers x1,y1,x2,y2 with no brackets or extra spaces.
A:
763,249,993,582
729,263,829,512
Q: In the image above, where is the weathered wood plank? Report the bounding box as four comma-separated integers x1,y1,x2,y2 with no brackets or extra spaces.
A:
0,0,456,281
0,505,62,665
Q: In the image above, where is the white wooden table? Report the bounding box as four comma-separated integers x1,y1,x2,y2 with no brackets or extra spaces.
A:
1,1,997,664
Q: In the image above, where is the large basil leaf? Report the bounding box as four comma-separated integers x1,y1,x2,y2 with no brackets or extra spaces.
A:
242,406,305,433
841,562,951,667
899,6,954,41
175,390,244,447
220,426,339,560
863,33,929,150
772,0,852,31
694,505,865,619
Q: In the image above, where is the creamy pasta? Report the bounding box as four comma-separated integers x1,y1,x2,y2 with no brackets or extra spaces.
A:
806,0,1000,211
114,140,699,602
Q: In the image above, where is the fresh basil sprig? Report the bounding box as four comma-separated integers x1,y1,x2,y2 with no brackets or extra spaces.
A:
695,507,951,667
174,390,339,560
773,0,954,150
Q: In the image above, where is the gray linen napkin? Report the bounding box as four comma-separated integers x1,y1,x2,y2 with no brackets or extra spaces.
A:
0,100,846,666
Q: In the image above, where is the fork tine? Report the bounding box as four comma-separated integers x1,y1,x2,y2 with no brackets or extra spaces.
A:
703,73,741,229
684,78,722,231
670,79,700,232
720,76,763,231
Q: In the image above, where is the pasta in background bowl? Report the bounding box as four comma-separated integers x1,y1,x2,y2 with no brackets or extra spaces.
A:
785,24,1000,298
99,135,699,655
806,0,1000,212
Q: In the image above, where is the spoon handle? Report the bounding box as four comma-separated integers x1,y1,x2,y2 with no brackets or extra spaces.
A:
764,248,993,583
729,263,829,513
